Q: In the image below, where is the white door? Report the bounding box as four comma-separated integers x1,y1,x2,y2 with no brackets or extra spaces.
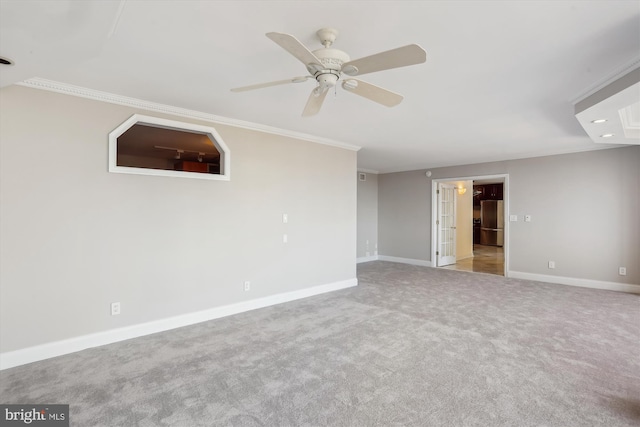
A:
437,184,457,266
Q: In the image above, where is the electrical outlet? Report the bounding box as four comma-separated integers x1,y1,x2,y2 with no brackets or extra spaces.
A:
525,215,532,222
244,281,250,291
548,261,555,269
619,267,627,276
111,302,121,316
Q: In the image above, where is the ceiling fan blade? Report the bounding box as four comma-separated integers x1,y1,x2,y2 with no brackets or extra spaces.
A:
266,32,323,71
341,44,426,77
231,76,311,92
302,87,328,117
342,79,403,107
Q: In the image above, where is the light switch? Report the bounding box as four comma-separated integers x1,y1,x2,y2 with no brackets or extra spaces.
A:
510,215,518,222
282,214,288,224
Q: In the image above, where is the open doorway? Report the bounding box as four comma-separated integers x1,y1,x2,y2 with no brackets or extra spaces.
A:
432,175,507,276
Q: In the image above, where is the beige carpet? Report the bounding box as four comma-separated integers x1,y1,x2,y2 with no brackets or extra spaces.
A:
1,261,639,426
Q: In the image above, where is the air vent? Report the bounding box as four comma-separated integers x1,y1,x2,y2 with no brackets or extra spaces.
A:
358,172,366,181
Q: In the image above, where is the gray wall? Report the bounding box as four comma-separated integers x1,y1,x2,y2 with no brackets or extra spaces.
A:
356,172,378,259
0,85,357,353
378,147,639,284
378,170,432,260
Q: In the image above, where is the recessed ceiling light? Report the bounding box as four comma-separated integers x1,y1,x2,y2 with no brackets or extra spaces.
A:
591,119,608,124
0,56,14,65
600,133,615,138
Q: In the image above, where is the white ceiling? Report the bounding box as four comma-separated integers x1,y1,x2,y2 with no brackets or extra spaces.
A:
1,0,639,173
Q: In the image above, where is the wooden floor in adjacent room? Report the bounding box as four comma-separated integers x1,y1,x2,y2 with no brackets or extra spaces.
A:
442,244,504,276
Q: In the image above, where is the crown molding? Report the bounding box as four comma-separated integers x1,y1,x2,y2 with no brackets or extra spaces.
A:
571,56,640,105
357,168,379,174
16,78,361,152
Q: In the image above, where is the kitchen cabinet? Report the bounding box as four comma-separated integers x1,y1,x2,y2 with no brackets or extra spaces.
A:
473,219,481,243
473,185,484,206
485,184,503,200
473,183,503,206
175,160,210,173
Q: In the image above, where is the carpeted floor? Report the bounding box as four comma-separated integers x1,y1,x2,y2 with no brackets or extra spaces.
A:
1,261,639,426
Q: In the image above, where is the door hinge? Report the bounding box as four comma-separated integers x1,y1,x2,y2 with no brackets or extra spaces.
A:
436,251,439,256
436,220,439,225
437,189,440,194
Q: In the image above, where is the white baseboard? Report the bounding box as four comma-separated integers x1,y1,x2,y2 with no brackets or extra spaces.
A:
357,255,379,263
377,255,432,267
509,271,640,294
0,278,358,370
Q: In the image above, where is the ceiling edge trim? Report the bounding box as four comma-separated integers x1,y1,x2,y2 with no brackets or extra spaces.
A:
574,68,640,115
357,168,379,174
16,78,362,152
570,56,640,105
376,144,624,174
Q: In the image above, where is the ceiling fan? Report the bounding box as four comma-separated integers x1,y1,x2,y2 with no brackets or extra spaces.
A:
231,28,427,117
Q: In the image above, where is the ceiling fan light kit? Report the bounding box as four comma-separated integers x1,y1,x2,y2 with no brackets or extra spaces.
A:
231,27,427,116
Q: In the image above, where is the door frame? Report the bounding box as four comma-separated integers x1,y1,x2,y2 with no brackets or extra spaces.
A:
431,173,510,277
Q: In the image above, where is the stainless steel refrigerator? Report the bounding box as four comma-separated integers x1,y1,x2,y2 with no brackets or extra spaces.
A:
480,200,504,246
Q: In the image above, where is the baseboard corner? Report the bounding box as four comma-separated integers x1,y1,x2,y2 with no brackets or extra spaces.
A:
357,255,379,264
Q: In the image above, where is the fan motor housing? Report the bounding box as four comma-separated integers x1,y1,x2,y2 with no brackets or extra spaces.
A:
310,48,350,89
312,48,350,71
